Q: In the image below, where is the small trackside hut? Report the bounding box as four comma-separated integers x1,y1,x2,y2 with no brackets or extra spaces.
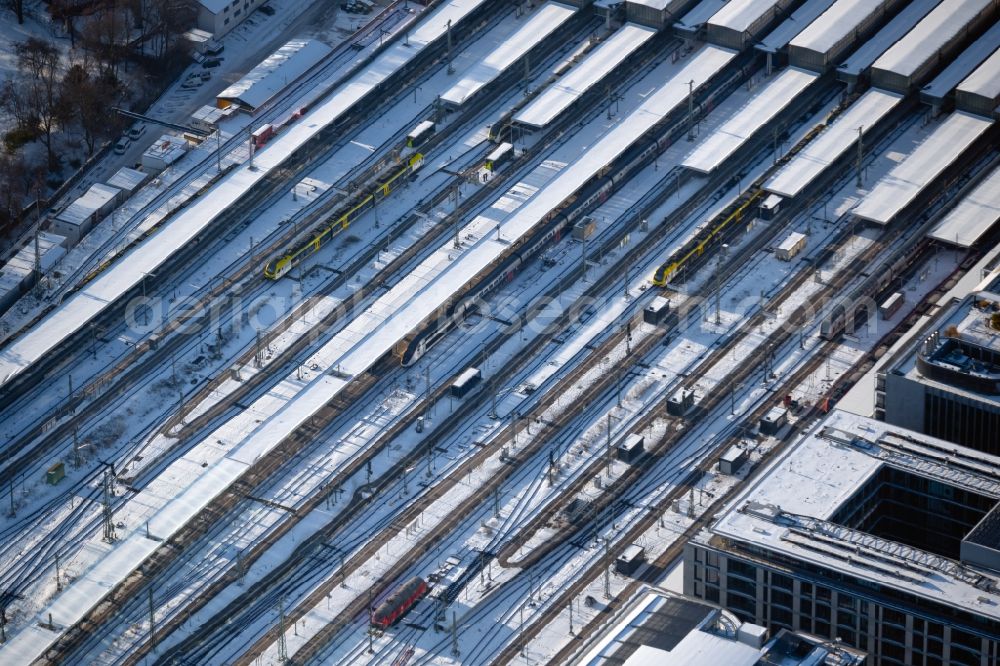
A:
450,367,482,399
617,433,645,464
615,543,647,575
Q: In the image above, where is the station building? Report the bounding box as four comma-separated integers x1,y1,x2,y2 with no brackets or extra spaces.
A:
684,410,1000,665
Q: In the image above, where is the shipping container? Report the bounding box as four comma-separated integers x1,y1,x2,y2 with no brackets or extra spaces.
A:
719,445,747,474
616,433,645,463
643,296,672,326
615,543,647,575
775,231,807,261
879,291,905,320
573,216,597,241
759,407,788,435
759,193,783,220
46,461,65,485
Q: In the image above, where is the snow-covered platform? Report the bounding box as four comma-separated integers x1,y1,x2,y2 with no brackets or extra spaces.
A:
682,67,818,174
512,23,656,128
440,1,577,108
836,0,939,83
920,21,1000,107
764,89,903,199
853,111,994,225
928,164,1000,247
0,0,489,390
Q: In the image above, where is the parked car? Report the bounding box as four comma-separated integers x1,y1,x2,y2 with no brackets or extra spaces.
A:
128,123,146,141
202,58,222,69
259,4,275,15
113,136,130,154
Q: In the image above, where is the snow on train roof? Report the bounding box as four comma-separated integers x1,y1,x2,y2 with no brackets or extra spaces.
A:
682,67,817,174
764,89,903,198
440,2,577,107
789,0,881,57
958,41,1000,100
836,0,940,78
707,0,784,32
921,20,1000,103
217,39,332,110
928,163,1000,248
0,0,489,389
853,111,993,225
756,0,837,54
872,0,993,80
513,23,656,128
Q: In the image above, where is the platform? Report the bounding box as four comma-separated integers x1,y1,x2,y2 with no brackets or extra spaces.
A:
440,2,577,107
928,164,1000,247
682,67,818,174
513,23,656,128
764,89,903,199
853,111,994,225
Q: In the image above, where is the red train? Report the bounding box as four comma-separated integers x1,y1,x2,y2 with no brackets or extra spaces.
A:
371,577,428,628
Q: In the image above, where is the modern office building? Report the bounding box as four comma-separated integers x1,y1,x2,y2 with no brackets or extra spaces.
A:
876,270,1000,453
685,410,1000,665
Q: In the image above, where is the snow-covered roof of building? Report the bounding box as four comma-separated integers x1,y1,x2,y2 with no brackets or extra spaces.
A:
765,89,903,198
836,0,940,79
199,0,236,15
872,0,993,81
958,42,1000,101
55,183,120,227
921,20,1000,104
513,23,656,128
777,231,806,252
106,166,147,195
441,2,577,107
217,39,332,111
628,0,674,8
683,67,818,174
853,111,993,224
675,0,727,32
5,232,66,278
928,163,1000,247
707,409,1000,622
708,0,783,33
142,134,188,167
789,0,881,58
756,0,837,54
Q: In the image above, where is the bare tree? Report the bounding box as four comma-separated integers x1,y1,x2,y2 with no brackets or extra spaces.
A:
14,38,64,169
60,64,118,156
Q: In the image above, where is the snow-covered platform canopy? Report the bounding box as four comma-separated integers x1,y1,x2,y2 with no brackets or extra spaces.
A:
764,89,903,199
440,2,577,108
853,111,994,225
512,23,656,128
706,0,792,50
836,0,939,83
788,0,898,72
921,21,1000,107
928,163,1000,247
674,0,726,36
870,0,995,93
0,0,491,390
217,39,332,112
957,43,1000,118
682,67,817,174
754,0,837,55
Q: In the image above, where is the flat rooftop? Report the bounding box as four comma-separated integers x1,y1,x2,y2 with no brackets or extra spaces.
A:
705,410,1000,622
872,0,994,82
755,0,837,54
836,0,940,80
789,0,884,60
513,23,657,128
921,20,1000,104
764,89,903,199
440,2,577,107
958,41,1000,102
928,162,1000,247
852,111,993,225
708,0,783,33
217,39,332,110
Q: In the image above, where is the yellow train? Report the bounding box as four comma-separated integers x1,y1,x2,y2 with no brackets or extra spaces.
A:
651,189,764,287
263,153,423,280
